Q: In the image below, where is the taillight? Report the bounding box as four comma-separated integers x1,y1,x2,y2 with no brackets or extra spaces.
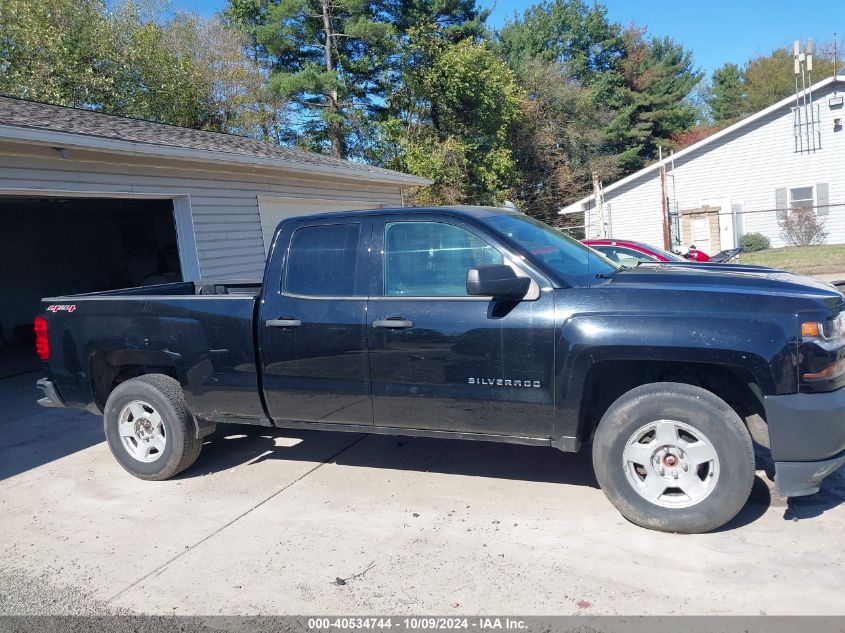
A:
34,316,49,361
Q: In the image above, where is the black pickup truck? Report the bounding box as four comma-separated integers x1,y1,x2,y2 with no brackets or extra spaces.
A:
36,206,845,533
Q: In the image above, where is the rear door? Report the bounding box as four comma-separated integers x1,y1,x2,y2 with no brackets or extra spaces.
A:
366,214,557,438
259,216,374,425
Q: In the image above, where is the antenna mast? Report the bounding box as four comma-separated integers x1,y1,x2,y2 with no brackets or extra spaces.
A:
793,39,819,152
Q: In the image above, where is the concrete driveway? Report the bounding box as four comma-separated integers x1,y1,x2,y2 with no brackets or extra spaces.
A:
1,371,844,616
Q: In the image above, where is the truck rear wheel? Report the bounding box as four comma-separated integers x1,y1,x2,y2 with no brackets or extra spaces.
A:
592,382,755,533
103,374,202,481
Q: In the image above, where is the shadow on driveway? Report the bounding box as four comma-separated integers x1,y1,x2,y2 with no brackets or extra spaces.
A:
181,424,787,531
182,424,602,489
0,372,102,481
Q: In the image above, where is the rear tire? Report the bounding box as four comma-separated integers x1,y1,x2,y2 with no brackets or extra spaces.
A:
592,382,755,533
103,374,202,481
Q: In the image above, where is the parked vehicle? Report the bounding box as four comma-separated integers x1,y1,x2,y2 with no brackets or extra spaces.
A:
582,239,685,265
709,247,744,263
585,239,743,267
682,245,711,262
36,206,845,533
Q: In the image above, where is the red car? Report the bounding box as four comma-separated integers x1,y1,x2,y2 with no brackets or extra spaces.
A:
582,239,688,266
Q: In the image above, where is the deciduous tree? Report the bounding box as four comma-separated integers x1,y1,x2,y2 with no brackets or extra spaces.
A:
385,37,523,205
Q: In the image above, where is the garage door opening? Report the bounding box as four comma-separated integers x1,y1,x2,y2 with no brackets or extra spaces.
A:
0,196,182,377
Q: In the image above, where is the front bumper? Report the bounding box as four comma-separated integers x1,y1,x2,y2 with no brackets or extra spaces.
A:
36,378,66,409
764,388,845,496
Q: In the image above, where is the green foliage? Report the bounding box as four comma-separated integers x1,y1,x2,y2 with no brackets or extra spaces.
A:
385,37,524,205
0,0,115,107
250,0,396,157
709,63,745,123
496,5,701,196
508,59,613,221
498,0,624,85
739,232,771,252
602,28,702,171
2,0,750,214
0,0,273,133
744,47,836,113
388,0,488,41
707,45,838,124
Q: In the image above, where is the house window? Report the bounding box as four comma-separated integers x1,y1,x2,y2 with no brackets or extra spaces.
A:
789,186,814,211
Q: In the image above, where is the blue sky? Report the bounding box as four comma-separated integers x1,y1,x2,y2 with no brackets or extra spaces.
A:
170,0,842,77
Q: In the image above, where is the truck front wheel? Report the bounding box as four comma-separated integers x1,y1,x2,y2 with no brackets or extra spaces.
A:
592,382,755,533
103,374,203,481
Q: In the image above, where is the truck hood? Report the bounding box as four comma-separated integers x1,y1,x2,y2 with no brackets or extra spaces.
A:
600,263,843,302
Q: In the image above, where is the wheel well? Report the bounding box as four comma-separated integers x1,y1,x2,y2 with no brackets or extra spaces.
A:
580,360,765,441
90,352,178,411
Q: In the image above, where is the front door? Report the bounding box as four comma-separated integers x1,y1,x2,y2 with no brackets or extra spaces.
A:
260,218,373,425
367,216,556,438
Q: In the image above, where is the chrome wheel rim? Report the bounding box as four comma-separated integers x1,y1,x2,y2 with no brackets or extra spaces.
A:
622,419,719,508
117,400,166,463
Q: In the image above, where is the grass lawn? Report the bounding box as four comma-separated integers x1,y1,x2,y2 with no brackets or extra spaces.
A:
735,244,845,276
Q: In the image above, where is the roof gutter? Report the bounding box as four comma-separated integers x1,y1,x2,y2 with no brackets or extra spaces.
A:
0,124,433,187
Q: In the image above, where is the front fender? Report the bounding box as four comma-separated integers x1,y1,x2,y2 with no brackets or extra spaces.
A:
554,312,798,439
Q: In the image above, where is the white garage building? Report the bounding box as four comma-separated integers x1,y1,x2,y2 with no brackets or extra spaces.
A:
0,96,429,375
560,75,845,255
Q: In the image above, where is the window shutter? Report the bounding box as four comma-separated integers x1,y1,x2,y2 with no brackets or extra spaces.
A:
816,182,829,216
775,188,787,220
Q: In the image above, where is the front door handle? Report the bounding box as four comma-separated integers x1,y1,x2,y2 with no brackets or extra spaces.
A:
266,318,302,328
373,318,414,329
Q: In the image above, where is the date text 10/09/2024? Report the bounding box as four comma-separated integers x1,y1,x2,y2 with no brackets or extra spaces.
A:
307,617,528,630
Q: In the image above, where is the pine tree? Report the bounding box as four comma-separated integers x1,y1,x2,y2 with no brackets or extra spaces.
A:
238,0,394,158
709,63,745,123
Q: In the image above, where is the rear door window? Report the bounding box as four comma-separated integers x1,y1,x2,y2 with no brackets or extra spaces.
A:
285,223,361,296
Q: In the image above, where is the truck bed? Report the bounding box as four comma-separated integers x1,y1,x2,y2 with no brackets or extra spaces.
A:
41,280,266,423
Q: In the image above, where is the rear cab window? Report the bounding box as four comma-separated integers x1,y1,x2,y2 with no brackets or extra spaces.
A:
285,223,363,297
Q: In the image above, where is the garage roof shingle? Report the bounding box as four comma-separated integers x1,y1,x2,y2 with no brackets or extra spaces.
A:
0,96,430,185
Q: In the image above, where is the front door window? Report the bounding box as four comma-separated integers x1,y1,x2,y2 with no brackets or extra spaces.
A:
384,221,503,297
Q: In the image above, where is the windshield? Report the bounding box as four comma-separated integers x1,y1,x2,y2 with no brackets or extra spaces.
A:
643,243,686,262
485,213,619,287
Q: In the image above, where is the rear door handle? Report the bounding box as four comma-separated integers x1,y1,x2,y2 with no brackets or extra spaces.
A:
266,318,302,328
373,318,414,329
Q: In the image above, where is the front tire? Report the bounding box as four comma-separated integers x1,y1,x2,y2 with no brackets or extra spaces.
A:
103,374,202,481
592,382,755,533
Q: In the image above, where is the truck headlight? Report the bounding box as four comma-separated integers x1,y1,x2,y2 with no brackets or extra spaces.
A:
802,312,845,382
802,313,845,342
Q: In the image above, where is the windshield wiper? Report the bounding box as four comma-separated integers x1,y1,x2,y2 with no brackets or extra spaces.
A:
595,266,627,279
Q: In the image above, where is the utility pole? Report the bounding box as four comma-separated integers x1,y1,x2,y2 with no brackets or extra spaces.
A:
659,149,670,250
592,171,606,238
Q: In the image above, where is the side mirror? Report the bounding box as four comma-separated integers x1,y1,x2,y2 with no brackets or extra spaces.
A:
466,264,531,300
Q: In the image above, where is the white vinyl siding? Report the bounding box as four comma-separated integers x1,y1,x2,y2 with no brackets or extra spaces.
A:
257,196,384,255
0,143,404,280
562,79,845,249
